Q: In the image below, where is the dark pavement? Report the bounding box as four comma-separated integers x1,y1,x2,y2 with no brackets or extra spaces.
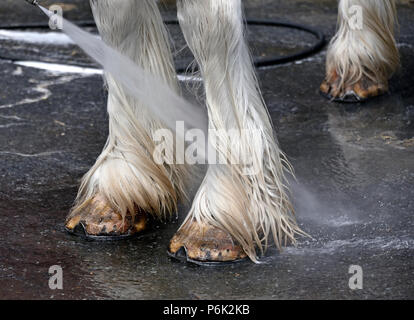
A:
0,0,413,299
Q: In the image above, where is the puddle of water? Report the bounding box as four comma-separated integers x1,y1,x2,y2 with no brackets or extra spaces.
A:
15,61,102,75
0,29,75,45
13,60,202,83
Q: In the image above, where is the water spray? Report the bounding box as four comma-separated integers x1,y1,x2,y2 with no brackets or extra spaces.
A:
21,0,209,157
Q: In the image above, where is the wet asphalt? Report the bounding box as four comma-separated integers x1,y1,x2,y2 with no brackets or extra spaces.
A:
0,0,413,299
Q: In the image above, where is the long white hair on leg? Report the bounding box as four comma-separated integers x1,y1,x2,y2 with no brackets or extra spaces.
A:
326,0,399,91
68,0,189,223
177,0,305,262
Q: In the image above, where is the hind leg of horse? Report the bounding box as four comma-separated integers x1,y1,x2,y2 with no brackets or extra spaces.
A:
320,0,399,102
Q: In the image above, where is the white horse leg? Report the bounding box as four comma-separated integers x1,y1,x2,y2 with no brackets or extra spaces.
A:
169,0,304,263
321,0,399,101
66,0,189,237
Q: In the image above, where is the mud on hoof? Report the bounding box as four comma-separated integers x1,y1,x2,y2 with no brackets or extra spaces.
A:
320,71,388,103
65,195,148,241
168,220,248,266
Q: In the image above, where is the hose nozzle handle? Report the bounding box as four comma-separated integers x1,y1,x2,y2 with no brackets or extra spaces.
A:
25,0,39,5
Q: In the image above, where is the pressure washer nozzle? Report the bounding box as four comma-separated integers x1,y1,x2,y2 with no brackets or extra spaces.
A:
25,0,38,5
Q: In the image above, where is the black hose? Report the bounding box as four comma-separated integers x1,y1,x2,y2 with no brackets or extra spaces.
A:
0,19,325,71
243,19,326,67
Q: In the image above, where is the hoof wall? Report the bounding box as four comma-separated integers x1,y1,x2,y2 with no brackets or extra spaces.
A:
168,220,249,266
65,194,148,241
65,222,139,241
320,74,387,104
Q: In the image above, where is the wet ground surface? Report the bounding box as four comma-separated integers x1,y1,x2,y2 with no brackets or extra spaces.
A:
0,0,413,300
